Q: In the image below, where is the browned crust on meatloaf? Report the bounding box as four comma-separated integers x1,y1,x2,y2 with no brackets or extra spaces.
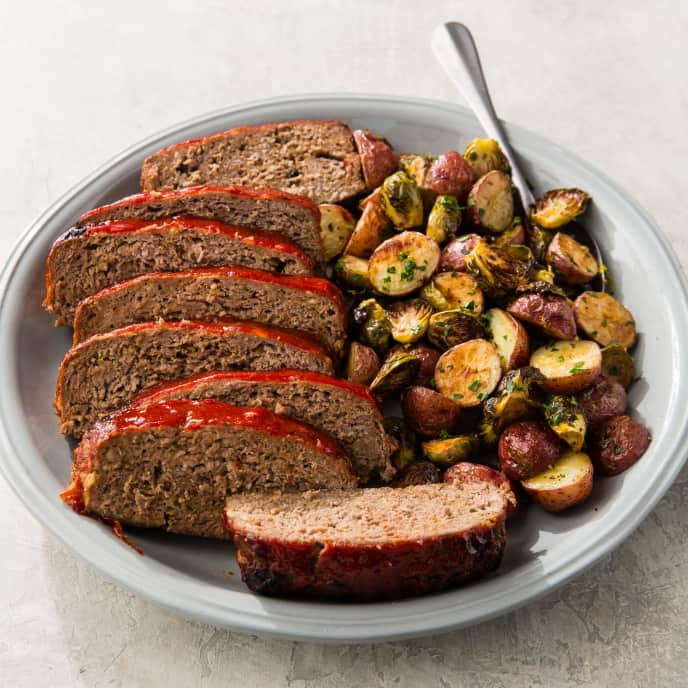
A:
140,120,366,204
69,399,357,539
71,266,347,356
224,484,507,600
75,185,325,266
43,217,314,326
56,320,333,438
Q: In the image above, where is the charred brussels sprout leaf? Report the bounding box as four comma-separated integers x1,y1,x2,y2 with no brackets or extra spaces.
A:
526,222,555,263
333,255,371,291
530,188,590,229
427,310,486,350
387,299,433,344
463,138,511,178
426,194,462,243
543,395,587,451
353,298,392,353
422,434,480,467
465,239,533,298
601,345,635,389
369,349,421,394
383,416,417,470
380,171,424,229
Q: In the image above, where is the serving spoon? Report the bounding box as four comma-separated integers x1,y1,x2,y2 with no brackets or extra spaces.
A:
431,22,606,291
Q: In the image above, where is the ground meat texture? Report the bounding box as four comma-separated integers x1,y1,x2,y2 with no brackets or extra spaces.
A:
55,320,333,438
75,185,325,267
68,400,357,539
223,483,507,600
140,120,365,205
71,266,347,357
43,218,314,326
131,370,393,483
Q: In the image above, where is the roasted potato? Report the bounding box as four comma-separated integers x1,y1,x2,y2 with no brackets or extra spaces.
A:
353,129,400,190
530,339,602,394
530,188,590,229
421,271,484,315
318,204,355,261
498,420,562,481
384,417,417,471
444,462,517,517
387,299,433,344
352,298,392,353
601,345,635,389
465,239,533,298
345,342,380,386
507,293,577,340
483,307,530,371
421,434,480,467
521,450,594,512
493,220,526,248
589,415,650,475
426,194,461,243
344,188,391,258
545,231,598,285
427,310,486,350
573,292,637,349
401,385,462,438
369,348,421,394
368,231,440,297
333,255,371,291
424,151,475,201
380,171,424,228
391,460,440,487
467,170,514,233
438,233,481,272
463,138,510,178
542,395,587,451
435,339,502,407
576,376,627,426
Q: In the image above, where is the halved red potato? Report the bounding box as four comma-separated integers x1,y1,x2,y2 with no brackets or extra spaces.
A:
421,272,484,314
343,188,391,258
507,293,577,340
444,461,518,517
435,339,502,407
576,376,627,426
345,342,380,386
318,204,355,261
493,221,526,248
589,415,651,476
498,420,562,480
545,232,598,285
438,234,481,273
530,339,602,394
467,171,514,233
483,307,530,371
401,385,462,438
521,450,594,512
573,292,637,348
530,188,590,229
425,151,475,201
353,129,399,190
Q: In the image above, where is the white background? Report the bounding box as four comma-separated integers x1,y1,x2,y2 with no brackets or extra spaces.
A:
2,1,687,686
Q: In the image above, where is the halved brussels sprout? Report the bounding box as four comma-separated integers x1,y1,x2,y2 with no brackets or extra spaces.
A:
427,309,486,350
387,299,433,344
399,153,435,187
380,171,424,229
421,434,480,467
530,188,590,229
526,222,555,262
383,417,417,471
543,395,587,451
352,298,392,353
601,345,635,389
333,255,371,291
463,138,511,178
421,271,484,315
426,194,462,243
369,348,422,394
492,219,526,248
465,238,533,297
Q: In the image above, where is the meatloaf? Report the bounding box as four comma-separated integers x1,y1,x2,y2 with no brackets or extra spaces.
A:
75,185,325,266
140,120,366,204
62,399,357,539
56,319,333,438
223,482,508,600
44,216,315,326
71,266,347,356
131,370,393,482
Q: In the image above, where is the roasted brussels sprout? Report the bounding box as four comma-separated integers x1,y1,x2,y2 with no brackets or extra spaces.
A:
387,299,433,344
318,204,355,261
463,138,511,178
400,153,435,187
333,255,371,291
601,344,635,389
467,170,514,233
543,395,587,451
427,309,486,350
344,188,391,258
530,188,590,229
421,434,480,467
421,271,484,315
391,460,440,487
465,239,533,298
369,348,421,394
383,416,417,471
492,219,526,248
380,171,424,228
526,222,555,262
345,342,380,386
352,298,392,353
353,129,400,190
426,194,461,243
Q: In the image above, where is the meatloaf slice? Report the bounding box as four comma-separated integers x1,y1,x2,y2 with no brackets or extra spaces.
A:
71,266,347,356
131,370,393,482
44,216,314,326
140,120,365,204
62,399,357,539
56,320,333,438
223,483,508,600
75,185,325,266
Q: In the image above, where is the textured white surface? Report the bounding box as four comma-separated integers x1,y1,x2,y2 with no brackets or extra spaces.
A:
2,0,687,686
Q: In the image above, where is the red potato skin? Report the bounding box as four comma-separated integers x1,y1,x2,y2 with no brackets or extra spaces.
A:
545,233,597,286
438,234,481,272
494,223,526,248
576,376,627,427
498,420,563,481
444,463,518,518
401,386,462,438
353,130,400,190
345,342,380,386
425,152,475,201
589,415,651,476
507,293,577,340
391,344,441,387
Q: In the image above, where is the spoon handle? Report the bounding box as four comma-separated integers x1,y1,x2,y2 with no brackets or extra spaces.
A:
431,22,535,208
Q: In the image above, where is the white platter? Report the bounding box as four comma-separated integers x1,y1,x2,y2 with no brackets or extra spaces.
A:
1,94,687,643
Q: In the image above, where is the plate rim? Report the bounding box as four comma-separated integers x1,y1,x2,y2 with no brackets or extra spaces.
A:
2,92,688,643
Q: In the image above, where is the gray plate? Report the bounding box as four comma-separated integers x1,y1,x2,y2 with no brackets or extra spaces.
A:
1,94,687,643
